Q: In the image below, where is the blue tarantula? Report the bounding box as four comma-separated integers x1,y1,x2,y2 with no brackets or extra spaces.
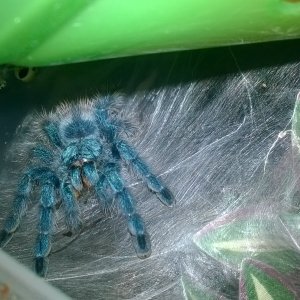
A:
0,95,174,277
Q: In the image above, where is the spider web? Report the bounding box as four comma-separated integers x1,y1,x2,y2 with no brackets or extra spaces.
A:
0,39,300,299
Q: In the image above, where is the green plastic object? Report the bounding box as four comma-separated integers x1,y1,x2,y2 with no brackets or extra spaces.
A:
0,0,300,66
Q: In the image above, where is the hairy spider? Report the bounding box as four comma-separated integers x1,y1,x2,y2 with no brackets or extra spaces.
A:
0,95,174,277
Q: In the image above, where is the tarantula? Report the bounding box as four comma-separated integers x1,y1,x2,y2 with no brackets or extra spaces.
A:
0,95,174,277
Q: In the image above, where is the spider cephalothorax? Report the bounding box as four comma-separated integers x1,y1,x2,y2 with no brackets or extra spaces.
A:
0,96,174,276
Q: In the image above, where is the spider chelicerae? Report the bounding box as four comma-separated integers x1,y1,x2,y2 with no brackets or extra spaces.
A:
0,95,174,277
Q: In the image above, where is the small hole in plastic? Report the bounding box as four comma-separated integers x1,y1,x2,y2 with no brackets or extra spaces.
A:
15,67,36,82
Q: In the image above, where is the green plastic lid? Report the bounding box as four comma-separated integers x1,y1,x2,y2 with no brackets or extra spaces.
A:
0,0,300,66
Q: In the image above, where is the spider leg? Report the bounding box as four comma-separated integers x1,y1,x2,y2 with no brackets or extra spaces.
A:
95,174,114,208
104,163,151,258
43,120,63,148
82,161,99,187
35,182,56,277
32,145,54,164
60,180,82,233
116,140,174,207
70,166,83,192
0,174,31,247
1,167,59,277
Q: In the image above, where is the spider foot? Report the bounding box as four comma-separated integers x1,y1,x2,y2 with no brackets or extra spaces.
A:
131,233,151,259
0,229,12,247
128,213,151,258
157,187,174,207
35,257,48,277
